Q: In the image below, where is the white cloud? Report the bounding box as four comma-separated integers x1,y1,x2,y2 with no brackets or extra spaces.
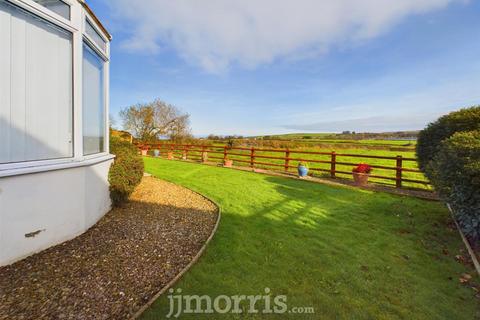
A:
111,0,460,72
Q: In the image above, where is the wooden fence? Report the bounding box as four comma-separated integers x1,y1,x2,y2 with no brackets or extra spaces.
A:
137,143,430,190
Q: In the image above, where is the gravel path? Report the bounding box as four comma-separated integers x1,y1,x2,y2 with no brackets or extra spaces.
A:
0,177,219,320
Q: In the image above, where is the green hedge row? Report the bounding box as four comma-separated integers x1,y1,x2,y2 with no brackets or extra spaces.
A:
417,106,480,245
417,106,480,173
109,136,144,207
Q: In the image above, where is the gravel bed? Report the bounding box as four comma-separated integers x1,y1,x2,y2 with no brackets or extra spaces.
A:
0,177,218,320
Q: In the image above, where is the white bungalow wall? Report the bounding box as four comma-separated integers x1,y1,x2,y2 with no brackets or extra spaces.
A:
0,0,113,266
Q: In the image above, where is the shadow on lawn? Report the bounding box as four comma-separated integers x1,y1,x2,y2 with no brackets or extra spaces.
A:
141,170,479,319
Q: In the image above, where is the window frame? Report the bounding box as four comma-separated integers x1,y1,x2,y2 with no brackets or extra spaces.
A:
0,0,111,175
32,0,71,20
0,0,75,169
7,0,75,31
82,13,109,158
82,40,107,157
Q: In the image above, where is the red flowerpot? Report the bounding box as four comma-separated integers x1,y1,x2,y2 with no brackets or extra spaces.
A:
224,159,233,167
353,172,369,186
167,152,174,160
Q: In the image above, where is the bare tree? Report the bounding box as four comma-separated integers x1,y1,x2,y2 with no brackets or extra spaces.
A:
120,99,191,141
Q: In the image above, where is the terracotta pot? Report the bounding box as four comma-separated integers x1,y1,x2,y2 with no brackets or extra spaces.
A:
140,149,148,156
353,172,369,186
224,159,233,167
167,152,174,160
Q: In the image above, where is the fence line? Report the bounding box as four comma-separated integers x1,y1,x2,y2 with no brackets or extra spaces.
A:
137,143,430,190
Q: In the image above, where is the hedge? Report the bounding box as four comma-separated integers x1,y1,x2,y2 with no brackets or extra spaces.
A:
416,106,480,175
430,130,480,244
109,136,144,206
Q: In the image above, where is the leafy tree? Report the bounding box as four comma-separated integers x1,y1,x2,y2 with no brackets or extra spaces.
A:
120,98,191,142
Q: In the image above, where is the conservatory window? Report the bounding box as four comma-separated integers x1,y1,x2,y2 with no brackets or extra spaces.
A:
82,42,105,155
32,0,70,20
0,0,73,164
85,19,106,52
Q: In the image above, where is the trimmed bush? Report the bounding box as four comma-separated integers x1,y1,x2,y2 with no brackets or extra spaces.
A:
430,130,480,244
109,136,144,206
416,106,480,175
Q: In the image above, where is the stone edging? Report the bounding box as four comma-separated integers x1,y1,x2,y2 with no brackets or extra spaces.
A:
447,204,480,277
131,178,222,319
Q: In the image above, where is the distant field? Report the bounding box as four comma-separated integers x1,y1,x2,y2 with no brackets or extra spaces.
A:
252,133,417,149
255,133,333,139
271,139,416,149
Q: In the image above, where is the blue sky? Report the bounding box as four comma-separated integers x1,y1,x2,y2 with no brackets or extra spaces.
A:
88,0,480,136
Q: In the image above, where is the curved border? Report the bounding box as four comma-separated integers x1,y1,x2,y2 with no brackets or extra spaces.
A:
131,177,222,319
447,204,480,276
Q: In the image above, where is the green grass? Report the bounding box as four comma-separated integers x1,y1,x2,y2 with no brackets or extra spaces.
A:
141,158,479,319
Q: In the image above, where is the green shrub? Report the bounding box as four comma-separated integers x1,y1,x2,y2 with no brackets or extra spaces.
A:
430,130,480,244
109,136,144,206
416,106,480,175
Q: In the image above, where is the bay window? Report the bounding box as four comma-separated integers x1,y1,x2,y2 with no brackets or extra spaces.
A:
0,0,73,164
82,42,106,155
0,0,110,173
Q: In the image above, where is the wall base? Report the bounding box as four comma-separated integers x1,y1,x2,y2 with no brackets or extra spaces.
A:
0,157,113,266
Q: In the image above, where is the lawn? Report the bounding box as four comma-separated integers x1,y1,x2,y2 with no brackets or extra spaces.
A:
141,158,478,319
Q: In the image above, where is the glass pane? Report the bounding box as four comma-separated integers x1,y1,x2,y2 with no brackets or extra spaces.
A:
86,19,106,52
82,43,105,155
0,0,73,164
32,0,70,20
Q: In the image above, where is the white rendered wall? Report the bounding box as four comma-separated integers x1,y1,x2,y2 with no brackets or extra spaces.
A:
0,158,113,266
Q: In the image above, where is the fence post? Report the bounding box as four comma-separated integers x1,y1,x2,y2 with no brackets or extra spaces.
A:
201,145,208,163
250,147,255,168
285,149,290,172
396,155,403,188
331,151,336,178
223,146,228,162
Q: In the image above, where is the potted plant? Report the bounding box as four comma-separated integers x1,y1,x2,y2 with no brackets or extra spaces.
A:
140,146,149,156
167,151,174,160
298,161,309,177
153,149,160,157
352,163,372,186
224,157,233,167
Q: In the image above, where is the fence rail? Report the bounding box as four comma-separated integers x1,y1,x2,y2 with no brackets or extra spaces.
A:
137,143,430,190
